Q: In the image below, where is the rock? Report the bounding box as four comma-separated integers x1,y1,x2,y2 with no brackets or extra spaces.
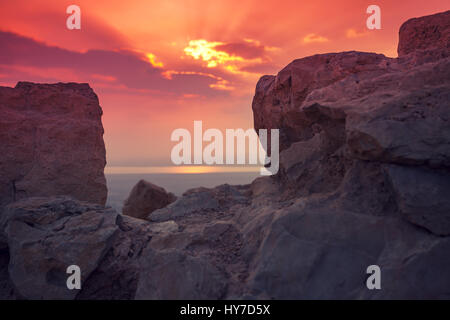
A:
0,248,15,299
0,196,157,300
385,165,450,236
148,220,179,234
0,82,107,208
0,196,118,299
122,180,176,219
243,199,450,299
135,249,228,299
77,214,153,299
398,10,450,57
148,184,248,222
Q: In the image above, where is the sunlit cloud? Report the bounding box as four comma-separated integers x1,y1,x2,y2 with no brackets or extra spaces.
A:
183,39,277,76
145,53,164,68
184,39,244,68
303,33,329,43
346,28,369,38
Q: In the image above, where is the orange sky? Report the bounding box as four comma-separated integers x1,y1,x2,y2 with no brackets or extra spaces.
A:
1,0,448,166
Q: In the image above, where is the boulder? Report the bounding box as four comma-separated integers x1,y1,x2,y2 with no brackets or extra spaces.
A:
0,196,118,299
122,180,176,219
0,82,107,208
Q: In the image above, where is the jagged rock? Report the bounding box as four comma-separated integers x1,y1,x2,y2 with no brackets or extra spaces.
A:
0,197,118,299
122,180,176,219
139,10,450,299
242,199,450,299
148,184,248,222
398,10,450,57
77,214,153,299
135,249,228,299
253,12,450,165
385,165,450,236
0,82,107,208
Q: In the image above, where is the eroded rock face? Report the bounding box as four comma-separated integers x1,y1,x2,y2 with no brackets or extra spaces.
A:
135,10,450,299
122,180,176,219
252,10,450,235
0,82,107,208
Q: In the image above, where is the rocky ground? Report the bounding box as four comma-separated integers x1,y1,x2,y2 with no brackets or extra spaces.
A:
0,10,449,299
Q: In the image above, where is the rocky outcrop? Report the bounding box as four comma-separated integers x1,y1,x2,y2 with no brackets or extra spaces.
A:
0,82,107,208
398,10,450,57
138,10,450,299
0,11,449,300
0,196,151,299
122,180,176,219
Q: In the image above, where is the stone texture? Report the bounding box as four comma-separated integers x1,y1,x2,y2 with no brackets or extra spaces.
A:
135,249,228,299
0,197,118,299
398,10,450,57
385,165,450,236
76,214,153,299
122,180,176,219
0,82,107,208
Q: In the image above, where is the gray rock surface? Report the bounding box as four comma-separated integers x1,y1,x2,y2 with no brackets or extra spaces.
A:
0,197,118,299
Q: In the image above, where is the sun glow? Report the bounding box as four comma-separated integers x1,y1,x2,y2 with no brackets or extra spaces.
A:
146,53,164,68
183,39,244,68
105,166,261,174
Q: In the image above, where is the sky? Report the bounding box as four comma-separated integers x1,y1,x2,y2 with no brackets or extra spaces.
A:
0,0,449,168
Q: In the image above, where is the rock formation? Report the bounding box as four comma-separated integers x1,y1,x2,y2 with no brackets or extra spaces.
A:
0,10,449,300
122,180,176,219
0,82,107,208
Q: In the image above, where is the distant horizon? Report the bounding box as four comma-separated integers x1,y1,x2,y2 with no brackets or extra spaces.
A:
105,165,262,174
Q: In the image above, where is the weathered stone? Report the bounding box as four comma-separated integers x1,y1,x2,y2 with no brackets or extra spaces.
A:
0,196,118,299
398,10,450,57
0,82,107,207
122,179,176,219
135,249,228,300
77,214,153,300
385,165,450,236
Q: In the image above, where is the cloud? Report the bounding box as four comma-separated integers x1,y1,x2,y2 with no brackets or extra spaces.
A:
184,39,245,68
162,70,234,91
143,53,164,68
0,31,231,97
346,28,369,38
0,3,129,52
213,39,268,60
183,39,277,75
303,33,329,43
